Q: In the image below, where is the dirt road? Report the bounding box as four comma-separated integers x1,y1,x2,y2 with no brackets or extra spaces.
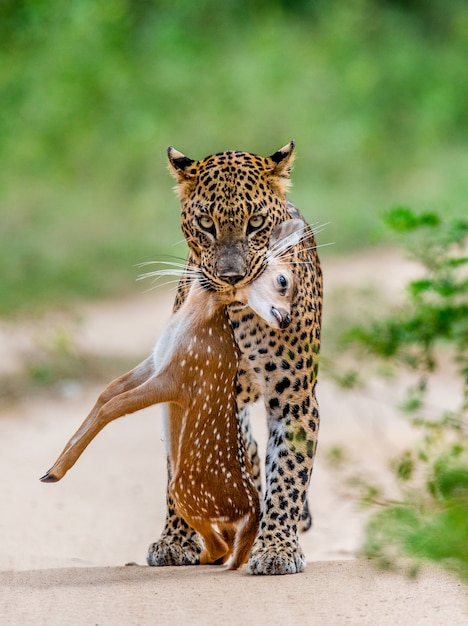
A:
1,248,466,624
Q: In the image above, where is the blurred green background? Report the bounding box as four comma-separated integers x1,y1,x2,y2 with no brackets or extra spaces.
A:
2,0,467,316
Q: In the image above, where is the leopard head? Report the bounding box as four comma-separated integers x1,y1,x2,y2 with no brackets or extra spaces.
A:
167,142,296,293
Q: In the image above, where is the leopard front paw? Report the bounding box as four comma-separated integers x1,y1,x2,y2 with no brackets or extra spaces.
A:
146,534,203,567
247,539,306,575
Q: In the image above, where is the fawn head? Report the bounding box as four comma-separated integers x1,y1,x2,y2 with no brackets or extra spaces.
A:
237,219,304,329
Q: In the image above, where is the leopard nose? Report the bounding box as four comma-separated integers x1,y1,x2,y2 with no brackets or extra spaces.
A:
218,273,245,285
216,243,246,284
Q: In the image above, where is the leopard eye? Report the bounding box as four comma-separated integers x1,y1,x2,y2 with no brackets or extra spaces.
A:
248,215,265,230
198,216,214,231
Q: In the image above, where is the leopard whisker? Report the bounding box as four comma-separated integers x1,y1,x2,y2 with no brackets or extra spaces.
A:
171,238,189,248
139,279,186,294
278,242,335,258
137,270,200,283
182,234,199,248
138,267,201,294
136,259,200,284
269,225,332,261
136,260,195,270
267,221,329,260
137,269,183,281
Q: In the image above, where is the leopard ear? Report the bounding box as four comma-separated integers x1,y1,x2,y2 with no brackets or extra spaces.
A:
167,146,197,182
269,141,295,177
268,141,295,193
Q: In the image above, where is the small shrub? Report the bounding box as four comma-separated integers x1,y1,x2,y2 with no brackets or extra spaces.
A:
338,206,468,581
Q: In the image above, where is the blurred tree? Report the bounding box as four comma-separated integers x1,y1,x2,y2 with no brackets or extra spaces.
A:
1,0,467,314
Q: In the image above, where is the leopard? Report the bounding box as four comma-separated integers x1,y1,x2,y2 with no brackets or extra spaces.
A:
147,141,322,575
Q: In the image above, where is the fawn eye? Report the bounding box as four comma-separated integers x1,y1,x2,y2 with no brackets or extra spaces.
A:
277,274,288,289
199,216,214,231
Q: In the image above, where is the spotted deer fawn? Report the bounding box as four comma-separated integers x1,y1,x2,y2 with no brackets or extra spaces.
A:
41,220,302,568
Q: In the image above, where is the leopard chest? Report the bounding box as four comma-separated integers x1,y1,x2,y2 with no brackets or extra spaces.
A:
228,279,320,409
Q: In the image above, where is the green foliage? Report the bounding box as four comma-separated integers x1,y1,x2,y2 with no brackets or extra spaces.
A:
343,207,468,375
365,447,468,580
340,207,468,581
1,0,468,316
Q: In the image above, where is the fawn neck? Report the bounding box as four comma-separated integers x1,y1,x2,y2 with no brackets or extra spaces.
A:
165,285,241,475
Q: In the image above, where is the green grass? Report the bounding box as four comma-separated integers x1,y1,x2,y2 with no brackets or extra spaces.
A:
1,0,468,316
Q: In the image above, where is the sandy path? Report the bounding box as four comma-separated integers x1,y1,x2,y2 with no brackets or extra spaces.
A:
1,562,466,626
0,248,466,624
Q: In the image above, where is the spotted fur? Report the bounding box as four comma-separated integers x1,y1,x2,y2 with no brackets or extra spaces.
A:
147,142,322,575
162,282,259,570
161,234,298,570
40,235,297,572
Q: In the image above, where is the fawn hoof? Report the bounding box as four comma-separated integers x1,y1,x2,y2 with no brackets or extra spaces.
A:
40,472,59,483
247,541,306,575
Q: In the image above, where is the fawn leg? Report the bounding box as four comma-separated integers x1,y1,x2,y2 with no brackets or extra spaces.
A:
238,406,262,495
147,456,204,567
186,518,229,565
299,497,313,532
215,524,236,565
91,356,155,411
147,405,204,567
40,358,173,482
228,513,259,570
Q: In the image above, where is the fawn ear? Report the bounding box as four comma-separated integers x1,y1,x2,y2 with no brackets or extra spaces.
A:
167,147,197,182
270,218,305,248
268,141,295,187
